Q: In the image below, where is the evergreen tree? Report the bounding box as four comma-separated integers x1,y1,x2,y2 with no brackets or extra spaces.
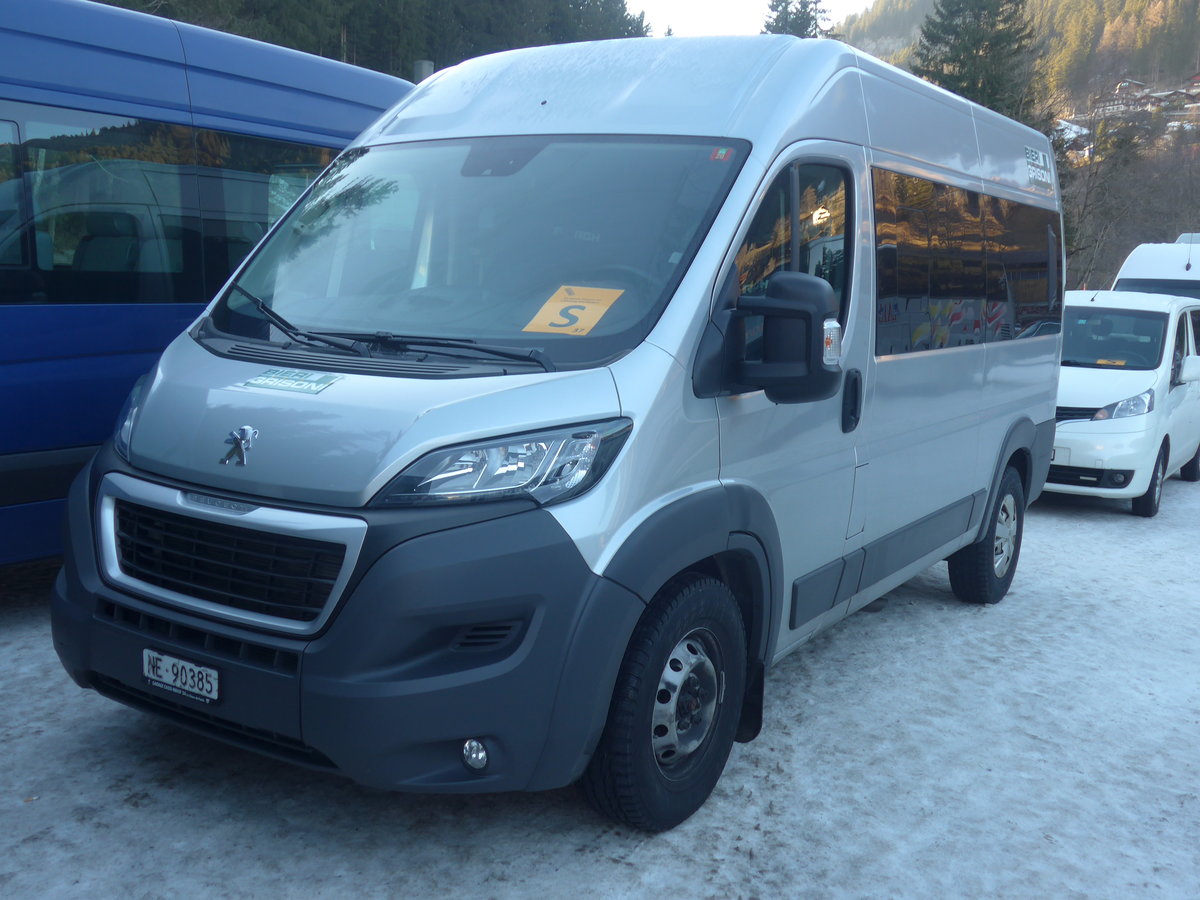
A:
762,0,829,38
909,0,1038,121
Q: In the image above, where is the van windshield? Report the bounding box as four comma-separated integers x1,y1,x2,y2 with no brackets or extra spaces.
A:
206,135,748,370
1061,306,1168,370
1112,278,1200,301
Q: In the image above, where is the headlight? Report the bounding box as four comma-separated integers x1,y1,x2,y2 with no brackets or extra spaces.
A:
372,418,632,507
113,376,148,461
1093,389,1154,420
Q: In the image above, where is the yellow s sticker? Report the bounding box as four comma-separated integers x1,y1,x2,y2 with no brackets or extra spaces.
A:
523,285,624,336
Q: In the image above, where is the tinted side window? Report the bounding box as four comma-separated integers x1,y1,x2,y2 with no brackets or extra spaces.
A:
0,101,202,304
983,197,1062,340
873,167,1061,356
0,99,337,306
735,163,849,318
736,170,791,297
0,101,203,305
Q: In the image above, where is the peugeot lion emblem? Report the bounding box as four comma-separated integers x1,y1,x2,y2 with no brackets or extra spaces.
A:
220,425,259,466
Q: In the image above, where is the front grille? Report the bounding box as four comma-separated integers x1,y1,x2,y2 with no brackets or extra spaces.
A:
97,600,299,673
92,675,334,770
1047,465,1135,488
1056,406,1100,423
115,500,345,623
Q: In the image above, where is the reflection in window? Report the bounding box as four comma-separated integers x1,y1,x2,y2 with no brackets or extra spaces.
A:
214,136,748,370
0,99,336,305
0,120,21,267
873,168,1061,356
736,171,791,296
735,163,849,318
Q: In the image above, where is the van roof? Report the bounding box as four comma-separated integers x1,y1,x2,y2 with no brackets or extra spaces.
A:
1065,289,1198,314
359,36,1056,205
1114,243,1200,281
2,0,410,143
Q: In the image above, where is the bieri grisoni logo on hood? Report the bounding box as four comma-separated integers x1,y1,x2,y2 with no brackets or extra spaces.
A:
220,426,259,466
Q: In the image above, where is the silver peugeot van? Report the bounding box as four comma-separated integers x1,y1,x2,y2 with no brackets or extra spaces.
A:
52,36,1063,831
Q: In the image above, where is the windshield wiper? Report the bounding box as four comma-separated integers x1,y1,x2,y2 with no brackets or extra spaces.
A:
229,284,370,357
319,331,556,372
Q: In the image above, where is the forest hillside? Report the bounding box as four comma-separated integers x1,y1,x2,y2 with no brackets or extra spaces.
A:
842,0,1200,103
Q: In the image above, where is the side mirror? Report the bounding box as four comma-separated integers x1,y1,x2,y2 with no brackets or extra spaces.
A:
1180,356,1200,384
734,271,842,404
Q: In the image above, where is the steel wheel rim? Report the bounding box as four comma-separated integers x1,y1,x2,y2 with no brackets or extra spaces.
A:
993,493,1018,578
651,628,722,776
1154,456,1164,506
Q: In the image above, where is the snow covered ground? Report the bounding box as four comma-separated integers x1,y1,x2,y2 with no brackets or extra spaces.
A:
2,478,1198,898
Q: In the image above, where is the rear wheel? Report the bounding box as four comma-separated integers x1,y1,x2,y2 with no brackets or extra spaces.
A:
581,574,746,832
948,466,1024,605
1132,447,1167,517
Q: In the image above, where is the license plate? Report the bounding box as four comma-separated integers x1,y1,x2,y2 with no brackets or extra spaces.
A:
142,649,219,702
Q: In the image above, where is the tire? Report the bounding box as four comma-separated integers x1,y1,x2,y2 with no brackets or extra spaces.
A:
1180,441,1200,482
580,574,746,832
948,466,1025,605
1132,447,1167,517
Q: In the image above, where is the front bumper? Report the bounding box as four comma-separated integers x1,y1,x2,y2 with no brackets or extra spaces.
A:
1044,420,1158,498
51,450,645,793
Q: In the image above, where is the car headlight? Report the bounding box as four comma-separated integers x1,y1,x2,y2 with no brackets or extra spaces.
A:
1094,389,1154,420
113,376,148,461
371,418,632,507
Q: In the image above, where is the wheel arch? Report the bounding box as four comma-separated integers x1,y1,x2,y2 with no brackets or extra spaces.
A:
601,485,782,741
977,416,1044,541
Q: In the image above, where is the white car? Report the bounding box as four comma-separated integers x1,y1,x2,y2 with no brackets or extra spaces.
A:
1048,290,1200,516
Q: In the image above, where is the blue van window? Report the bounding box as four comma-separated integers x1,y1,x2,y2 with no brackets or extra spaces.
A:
0,101,337,306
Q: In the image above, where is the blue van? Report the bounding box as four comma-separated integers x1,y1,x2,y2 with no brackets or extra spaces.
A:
0,0,410,563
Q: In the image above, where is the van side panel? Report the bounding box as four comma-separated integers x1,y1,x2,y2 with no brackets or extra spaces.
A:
178,22,407,144
0,1,191,123
856,62,982,181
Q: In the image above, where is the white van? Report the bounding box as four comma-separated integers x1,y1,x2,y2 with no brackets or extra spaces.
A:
1113,241,1200,301
51,36,1063,831
1047,290,1200,515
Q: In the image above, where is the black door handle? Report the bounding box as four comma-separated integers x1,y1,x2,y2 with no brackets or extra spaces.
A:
842,368,862,433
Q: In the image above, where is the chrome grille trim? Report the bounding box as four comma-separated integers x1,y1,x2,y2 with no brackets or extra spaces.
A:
98,473,366,635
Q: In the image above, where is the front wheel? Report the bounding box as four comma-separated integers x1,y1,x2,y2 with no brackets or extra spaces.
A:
1131,447,1167,517
948,466,1025,604
580,574,746,832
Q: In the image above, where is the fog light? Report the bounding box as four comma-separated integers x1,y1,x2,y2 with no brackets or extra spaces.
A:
462,738,489,771
1112,473,1126,485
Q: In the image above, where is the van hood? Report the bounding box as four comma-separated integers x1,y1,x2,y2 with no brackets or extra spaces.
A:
1057,364,1158,408
127,336,622,507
